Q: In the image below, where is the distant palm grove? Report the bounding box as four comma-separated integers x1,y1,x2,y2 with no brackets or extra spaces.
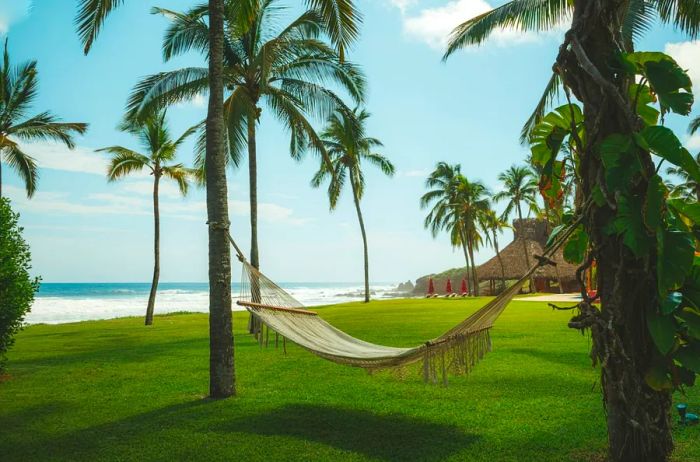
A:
0,0,698,461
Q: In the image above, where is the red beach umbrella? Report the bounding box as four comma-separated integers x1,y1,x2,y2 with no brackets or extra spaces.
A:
461,278,468,295
427,277,435,295
446,278,453,294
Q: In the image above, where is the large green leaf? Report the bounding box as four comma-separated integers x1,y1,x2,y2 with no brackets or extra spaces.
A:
676,344,700,373
677,307,700,339
643,175,667,232
647,310,677,354
625,52,694,115
600,134,642,192
529,104,583,167
668,198,700,225
645,356,674,390
682,257,700,310
563,225,588,264
640,126,700,183
612,195,651,257
629,82,660,126
657,227,695,295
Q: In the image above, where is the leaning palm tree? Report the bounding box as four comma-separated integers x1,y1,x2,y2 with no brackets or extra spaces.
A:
76,0,361,400
97,111,196,326
421,162,471,291
493,164,538,291
481,209,509,293
455,177,490,296
311,109,394,303
128,0,365,286
0,41,88,198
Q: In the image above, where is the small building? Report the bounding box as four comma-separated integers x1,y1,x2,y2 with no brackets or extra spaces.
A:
477,218,579,294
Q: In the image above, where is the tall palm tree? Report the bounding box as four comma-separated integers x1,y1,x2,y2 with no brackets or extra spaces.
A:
444,1,700,460
481,209,509,293
0,41,87,198
311,109,394,303
127,0,365,285
76,0,361,400
421,163,489,296
97,111,195,326
493,164,538,291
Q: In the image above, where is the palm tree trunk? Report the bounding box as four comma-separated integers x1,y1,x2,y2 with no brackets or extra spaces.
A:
561,3,671,459
467,235,479,296
460,239,471,295
206,0,235,399
350,176,370,303
0,155,3,198
144,174,160,326
517,203,534,292
494,232,506,293
247,110,262,335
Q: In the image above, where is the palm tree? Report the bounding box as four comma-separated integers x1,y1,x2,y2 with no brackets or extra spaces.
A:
128,0,365,286
76,0,361,400
690,115,700,135
493,164,538,291
481,209,509,293
444,1,700,460
671,118,700,200
421,163,489,296
0,41,87,198
97,111,195,326
311,109,394,303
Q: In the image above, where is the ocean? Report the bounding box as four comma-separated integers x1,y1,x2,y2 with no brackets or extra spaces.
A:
28,282,403,324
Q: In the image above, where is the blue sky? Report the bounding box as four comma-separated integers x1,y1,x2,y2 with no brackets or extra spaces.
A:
2,0,700,283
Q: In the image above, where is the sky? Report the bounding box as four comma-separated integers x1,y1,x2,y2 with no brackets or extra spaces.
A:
1,0,700,284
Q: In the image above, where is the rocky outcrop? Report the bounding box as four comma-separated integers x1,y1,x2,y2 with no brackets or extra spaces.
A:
395,280,414,293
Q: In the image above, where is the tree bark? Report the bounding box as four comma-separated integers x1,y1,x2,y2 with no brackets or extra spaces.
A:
246,110,263,335
206,0,235,399
350,177,370,302
144,173,160,326
460,238,471,295
494,232,506,293
516,203,534,292
559,1,672,459
467,235,479,296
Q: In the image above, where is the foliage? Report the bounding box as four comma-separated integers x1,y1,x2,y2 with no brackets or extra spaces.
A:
0,198,39,373
0,41,88,197
535,52,700,391
126,0,365,173
493,164,539,222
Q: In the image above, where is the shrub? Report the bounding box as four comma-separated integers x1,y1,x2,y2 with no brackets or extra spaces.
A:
0,198,39,374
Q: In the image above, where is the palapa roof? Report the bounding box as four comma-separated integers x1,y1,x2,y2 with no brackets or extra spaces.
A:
476,218,578,282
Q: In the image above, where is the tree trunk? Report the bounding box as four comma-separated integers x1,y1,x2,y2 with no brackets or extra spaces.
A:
0,154,3,198
517,204,534,292
206,0,235,399
246,109,263,335
144,173,160,326
559,1,672,459
467,235,479,296
460,228,471,295
494,232,506,293
350,177,370,303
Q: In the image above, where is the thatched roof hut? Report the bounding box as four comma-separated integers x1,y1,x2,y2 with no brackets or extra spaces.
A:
477,218,579,292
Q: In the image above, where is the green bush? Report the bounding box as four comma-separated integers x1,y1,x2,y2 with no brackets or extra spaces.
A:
0,198,39,374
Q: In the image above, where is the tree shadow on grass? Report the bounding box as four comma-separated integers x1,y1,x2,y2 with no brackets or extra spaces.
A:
507,347,593,370
221,404,479,461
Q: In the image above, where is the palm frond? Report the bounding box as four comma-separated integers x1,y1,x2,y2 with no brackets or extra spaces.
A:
3,143,38,197
520,72,561,145
9,112,88,148
690,115,700,135
362,152,395,176
97,147,151,180
76,0,125,55
305,0,362,61
654,0,700,38
126,68,211,120
623,0,657,49
161,164,192,196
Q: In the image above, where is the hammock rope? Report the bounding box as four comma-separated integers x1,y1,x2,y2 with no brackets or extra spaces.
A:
230,215,582,383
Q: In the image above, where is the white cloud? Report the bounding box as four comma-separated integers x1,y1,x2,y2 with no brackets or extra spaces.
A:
0,0,32,34
393,0,567,51
18,141,109,176
687,134,700,151
665,40,700,88
175,93,207,109
120,180,185,199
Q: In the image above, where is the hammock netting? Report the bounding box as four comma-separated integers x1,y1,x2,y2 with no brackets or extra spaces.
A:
232,220,579,384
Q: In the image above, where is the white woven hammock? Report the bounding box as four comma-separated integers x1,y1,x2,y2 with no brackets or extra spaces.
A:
230,220,579,383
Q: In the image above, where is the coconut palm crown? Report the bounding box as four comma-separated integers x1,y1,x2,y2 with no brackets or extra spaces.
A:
0,41,88,198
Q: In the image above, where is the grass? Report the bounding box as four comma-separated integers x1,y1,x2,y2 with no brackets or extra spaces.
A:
1,298,698,461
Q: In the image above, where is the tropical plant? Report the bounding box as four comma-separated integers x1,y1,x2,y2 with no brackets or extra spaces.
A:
311,109,393,303
445,2,700,460
481,209,509,293
493,164,539,290
0,198,39,374
421,163,490,296
128,0,365,300
667,153,700,201
0,41,88,198
76,0,361,399
97,111,196,326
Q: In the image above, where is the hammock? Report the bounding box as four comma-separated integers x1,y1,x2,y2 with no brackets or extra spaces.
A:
229,219,579,383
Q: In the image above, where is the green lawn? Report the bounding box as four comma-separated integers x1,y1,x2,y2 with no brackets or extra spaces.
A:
1,298,698,461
